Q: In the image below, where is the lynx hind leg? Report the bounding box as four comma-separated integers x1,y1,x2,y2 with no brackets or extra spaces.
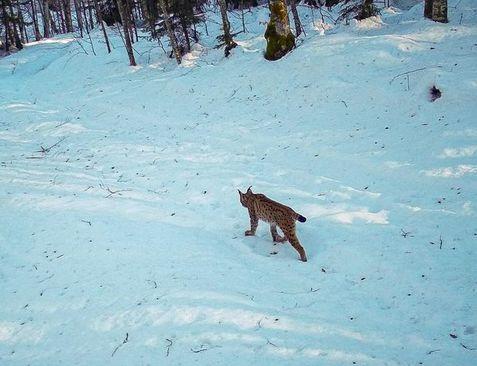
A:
281,223,308,262
270,224,286,243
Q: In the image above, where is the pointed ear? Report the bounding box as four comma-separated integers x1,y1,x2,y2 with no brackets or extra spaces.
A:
246,186,252,194
238,189,243,196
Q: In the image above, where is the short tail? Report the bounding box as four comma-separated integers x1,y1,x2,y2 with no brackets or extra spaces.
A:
297,214,306,223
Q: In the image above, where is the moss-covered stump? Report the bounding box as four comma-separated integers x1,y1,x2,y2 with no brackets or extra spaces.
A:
264,0,295,61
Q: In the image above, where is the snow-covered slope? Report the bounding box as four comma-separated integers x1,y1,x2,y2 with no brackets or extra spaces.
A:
1,1,476,365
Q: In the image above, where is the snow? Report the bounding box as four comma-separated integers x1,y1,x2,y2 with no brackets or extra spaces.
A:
1,1,476,365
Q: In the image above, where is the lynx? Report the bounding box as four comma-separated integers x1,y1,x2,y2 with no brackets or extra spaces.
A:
238,187,308,262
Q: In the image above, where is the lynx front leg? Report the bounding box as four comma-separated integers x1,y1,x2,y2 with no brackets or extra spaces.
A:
245,211,258,236
270,224,286,243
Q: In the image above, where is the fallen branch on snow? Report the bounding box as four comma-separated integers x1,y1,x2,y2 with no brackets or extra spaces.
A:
111,333,129,357
389,66,443,85
36,137,67,154
99,182,132,198
165,338,173,357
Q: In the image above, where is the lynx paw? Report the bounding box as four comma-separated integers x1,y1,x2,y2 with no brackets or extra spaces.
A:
245,230,255,236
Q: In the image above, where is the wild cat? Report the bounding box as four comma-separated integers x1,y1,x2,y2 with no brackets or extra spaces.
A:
238,186,308,262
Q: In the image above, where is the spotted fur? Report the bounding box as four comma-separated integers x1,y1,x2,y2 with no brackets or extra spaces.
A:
238,187,308,262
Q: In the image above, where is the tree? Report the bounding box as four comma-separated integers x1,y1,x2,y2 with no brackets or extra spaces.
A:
3,0,24,49
31,0,42,40
424,0,447,23
100,0,121,26
339,0,379,21
217,0,236,57
158,0,182,64
93,0,111,53
141,0,159,37
264,0,295,61
117,0,136,65
289,0,302,37
42,0,52,38
1,0,10,52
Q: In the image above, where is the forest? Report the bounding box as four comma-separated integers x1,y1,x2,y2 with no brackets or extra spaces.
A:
1,0,448,62
1,0,475,365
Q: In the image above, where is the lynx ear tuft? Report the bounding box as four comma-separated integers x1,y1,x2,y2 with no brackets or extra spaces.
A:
246,186,252,194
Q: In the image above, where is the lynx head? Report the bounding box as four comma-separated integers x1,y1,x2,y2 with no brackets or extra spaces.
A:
238,186,253,207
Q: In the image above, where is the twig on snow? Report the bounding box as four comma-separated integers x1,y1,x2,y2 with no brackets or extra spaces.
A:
265,338,278,347
37,137,67,154
227,88,239,102
190,345,209,353
99,182,131,198
429,235,443,249
146,279,158,289
165,338,173,357
38,274,54,283
277,287,318,295
105,187,131,198
460,343,476,351
190,344,221,353
389,66,443,85
111,333,129,357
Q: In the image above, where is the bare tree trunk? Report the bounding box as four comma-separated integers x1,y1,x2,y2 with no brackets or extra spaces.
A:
50,8,58,33
58,2,67,33
87,0,94,28
424,0,448,23
73,0,84,37
240,0,246,33
125,0,138,43
142,0,157,38
117,0,136,65
15,0,27,43
158,0,182,64
218,0,237,57
2,0,10,51
8,1,23,49
31,0,42,40
43,0,51,37
135,0,143,19
81,0,90,32
92,0,111,53
264,0,295,60
62,0,74,32
289,0,302,37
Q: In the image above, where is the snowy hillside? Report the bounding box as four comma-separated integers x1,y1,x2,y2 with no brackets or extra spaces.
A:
1,1,476,365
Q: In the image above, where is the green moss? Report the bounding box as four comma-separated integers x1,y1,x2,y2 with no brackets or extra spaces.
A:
264,2,295,61
265,26,295,60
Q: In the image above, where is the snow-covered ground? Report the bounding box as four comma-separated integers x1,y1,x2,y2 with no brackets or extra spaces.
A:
1,1,476,365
